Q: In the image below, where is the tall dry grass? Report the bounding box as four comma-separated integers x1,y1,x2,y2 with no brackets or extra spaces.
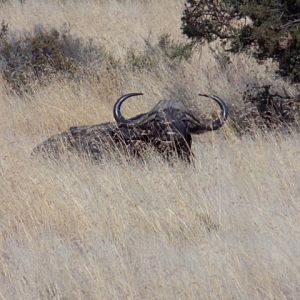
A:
0,0,300,299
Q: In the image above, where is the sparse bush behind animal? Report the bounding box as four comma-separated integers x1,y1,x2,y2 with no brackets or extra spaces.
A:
231,85,300,134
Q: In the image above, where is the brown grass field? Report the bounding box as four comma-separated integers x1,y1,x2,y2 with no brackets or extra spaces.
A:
0,0,300,299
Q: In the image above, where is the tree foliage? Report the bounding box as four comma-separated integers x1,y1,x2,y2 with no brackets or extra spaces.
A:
182,0,300,82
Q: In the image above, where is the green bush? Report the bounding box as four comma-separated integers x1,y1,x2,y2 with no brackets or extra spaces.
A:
182,0,300,83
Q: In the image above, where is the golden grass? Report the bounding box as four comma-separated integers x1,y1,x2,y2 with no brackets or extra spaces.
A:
0,0,300,299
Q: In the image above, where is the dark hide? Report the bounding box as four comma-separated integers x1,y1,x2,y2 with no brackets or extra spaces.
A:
32,95,228,162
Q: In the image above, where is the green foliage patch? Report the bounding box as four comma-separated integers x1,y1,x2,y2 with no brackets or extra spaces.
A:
182,0,300,83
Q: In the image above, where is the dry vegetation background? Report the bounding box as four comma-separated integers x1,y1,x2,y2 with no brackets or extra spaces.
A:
0,0,300,299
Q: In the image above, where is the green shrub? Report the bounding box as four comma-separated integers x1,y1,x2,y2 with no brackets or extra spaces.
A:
182,0,300,83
